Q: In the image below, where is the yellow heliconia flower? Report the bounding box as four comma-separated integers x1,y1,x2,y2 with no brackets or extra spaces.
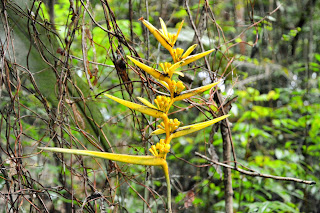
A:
170,48,216,71
172,80,185,95
149,145,159,157
149,139,171,158
159,79,185,96
156,139,171,153
127,56,171,84
159,62,184,78
173,81,220,101
169,118,181,132
171,114,230,139
137,96,173,112
159,62,171,76
139,17,184,52
42,18,232,213
159,62,172,75
105,94,167,119
172,44,197,63
154,95,171,113
159,18,184,47
151,118,181,136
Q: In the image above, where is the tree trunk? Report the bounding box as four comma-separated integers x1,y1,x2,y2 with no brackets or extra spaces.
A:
221,118,233,213
214,92,234,213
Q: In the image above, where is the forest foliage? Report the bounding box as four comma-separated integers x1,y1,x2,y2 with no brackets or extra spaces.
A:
0,0,319,212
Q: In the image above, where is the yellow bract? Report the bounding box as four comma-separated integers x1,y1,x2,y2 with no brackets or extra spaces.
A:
127,56,171,84
39,147,167,167
139,17,173,52
173,81,220,101
158,17,184,48
169,48,216,71
137,97,157,109
172,44,198,63
105,94,167,119
159,62,184,78
171,114,230,139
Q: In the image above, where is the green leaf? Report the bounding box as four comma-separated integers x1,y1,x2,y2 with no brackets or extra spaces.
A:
315,53,320,62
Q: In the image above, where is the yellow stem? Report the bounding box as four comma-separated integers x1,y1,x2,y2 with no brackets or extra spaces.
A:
166,99,174,114
165,135,173,145
168,48,175,62
163,116,170,140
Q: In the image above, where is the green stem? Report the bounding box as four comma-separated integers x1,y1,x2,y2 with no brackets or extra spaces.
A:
162,162,172,213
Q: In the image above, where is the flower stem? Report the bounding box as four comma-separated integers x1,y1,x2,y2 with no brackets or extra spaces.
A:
162,162,172,213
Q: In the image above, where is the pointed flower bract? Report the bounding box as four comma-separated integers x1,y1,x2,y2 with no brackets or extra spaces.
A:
105,94,166,119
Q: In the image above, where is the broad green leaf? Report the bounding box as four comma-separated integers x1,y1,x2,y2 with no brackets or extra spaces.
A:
315,53,320,62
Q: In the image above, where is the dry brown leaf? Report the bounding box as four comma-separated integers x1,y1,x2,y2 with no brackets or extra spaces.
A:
184,190,195,209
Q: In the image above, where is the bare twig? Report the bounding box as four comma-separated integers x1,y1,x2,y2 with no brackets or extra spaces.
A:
81,3,93,91
70,55,115,68
195,152,316,185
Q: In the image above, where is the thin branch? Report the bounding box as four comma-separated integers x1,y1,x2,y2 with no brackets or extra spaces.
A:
195,152,316,185
70,55,115,68
81,2,93,91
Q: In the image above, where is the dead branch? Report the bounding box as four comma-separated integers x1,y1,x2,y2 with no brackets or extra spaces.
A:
195,152,316,185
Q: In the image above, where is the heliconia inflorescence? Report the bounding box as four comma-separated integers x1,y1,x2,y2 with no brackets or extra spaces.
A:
40,18,230,213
